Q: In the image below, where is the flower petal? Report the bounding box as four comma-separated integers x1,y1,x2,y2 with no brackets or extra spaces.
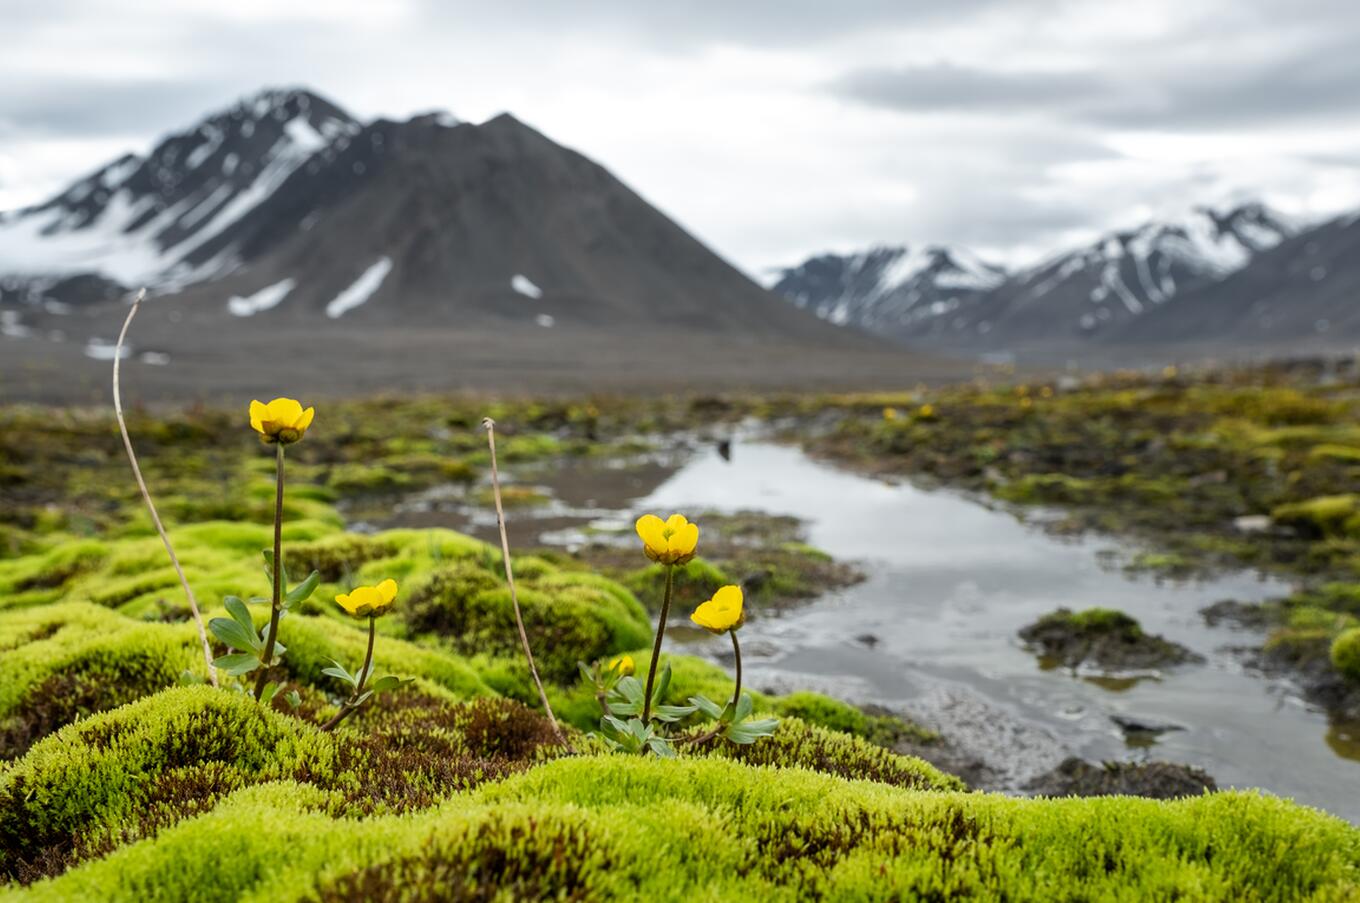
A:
635,514,666,550
670,522,698,556
265,397,299,424
376,578,398,604
249,400,267,433
295,406,315,432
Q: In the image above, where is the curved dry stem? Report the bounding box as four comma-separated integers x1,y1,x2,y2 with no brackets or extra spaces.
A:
482,417,565,744
113,290,217,687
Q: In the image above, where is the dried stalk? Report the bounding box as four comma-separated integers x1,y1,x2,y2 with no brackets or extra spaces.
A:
113,289,218,687
482,417,564,743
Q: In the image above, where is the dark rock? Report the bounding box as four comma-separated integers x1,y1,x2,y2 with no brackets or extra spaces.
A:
1019,607,1204,671
1253,641,1360,722
854,633,880,648
1200,599,1272,629
1025,757,1217,800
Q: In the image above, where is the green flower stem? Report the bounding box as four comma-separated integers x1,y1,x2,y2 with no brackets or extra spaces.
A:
641,563,675,722
686,629,743,746
729,629,742,712
253,442,285,701
321,617,376,732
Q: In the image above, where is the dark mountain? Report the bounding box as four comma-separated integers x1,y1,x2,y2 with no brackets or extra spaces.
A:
0,88,359,294
1112,210,1360,346
771,203,1316,357
770,245,1006,339
0,87,866,349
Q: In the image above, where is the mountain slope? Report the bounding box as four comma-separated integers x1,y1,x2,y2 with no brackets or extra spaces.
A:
771,204,1301,354
0,87,874,347
1111,210,1360,345
175,110,857,339
771,245,1006,339
0,89,359,294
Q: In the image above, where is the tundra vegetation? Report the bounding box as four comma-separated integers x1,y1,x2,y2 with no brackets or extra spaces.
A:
1,360,1359,898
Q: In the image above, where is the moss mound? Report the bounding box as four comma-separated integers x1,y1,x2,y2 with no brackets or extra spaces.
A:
1333,628,1360,681
13,758,1358,901
1019,607,1203,671
0,686,334,882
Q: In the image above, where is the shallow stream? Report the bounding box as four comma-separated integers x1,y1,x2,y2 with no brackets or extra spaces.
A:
370,437,1360,821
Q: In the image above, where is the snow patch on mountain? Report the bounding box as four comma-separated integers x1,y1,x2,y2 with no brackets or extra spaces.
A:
228,278,296,316
326,257,392,318
511,274,542,298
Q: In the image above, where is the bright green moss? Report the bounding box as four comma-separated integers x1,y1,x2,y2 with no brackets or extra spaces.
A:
1272,495,1360,540
772,691,935,746
277,615,493,701
404,563,651,683
0,603,198,721
621,557,731,613
1331,628,1360,681
0,687,335,878
14,757,1358,902
1308,444,1360,464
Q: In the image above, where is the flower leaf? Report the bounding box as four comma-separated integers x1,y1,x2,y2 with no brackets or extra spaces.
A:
224,596,256,634
652,703,698,723
689,694,724,720
369,675,412,695
213,652,261,676
284,570,320,607
652,662,673,705
321,660,355,687
209,616,260,654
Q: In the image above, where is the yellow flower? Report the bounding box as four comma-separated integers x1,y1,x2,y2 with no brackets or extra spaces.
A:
635,513,698,566
918,403,936,419
882,406,898,421
691,584,744,634
607,654,635,676
249,397,315,445
336,579,398,618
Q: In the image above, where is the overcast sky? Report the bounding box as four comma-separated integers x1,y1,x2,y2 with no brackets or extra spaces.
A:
3,0,1359,276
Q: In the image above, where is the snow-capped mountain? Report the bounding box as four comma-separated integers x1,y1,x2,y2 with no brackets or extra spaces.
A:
1116,207,1360,345
0,86,864,351
773,203,1301,352
0,88,359,301
770,245,1006,338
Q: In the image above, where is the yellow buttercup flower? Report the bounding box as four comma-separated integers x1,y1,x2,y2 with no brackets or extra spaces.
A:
249,397,315,445
918,403,936,419
635,513,698,566
336,579,398,618
882,406,898,421
691,585,744,634
607,654,635,676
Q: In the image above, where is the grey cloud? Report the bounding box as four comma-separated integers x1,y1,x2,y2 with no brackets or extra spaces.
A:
0,79,240,137
832,29,1360,132
831,64,1110,115
416,0,1027,49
